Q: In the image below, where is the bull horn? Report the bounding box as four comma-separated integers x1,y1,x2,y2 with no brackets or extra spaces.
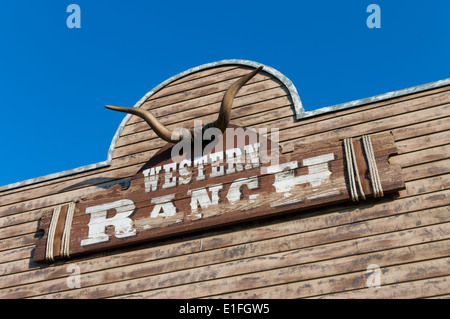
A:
104,104,184,143
105,65,264,143
209,65,264,132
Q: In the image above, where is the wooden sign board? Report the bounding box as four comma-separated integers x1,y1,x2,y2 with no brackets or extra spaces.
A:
34,128,404,262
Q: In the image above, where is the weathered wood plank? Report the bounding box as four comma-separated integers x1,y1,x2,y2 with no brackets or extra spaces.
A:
115,95,292,148
0,209,43,228
246,86,450,144
0,258,32,277
0,234,35,253
390,144,450,168
402,158,450,182
1,185,449,291
398,173,450,197
0,221,37,240
281,104,450,152
204,259,450,299
0,204,72,230
131,75,275,122
125,240,450,299
312,276,450,299
0,162,141,206
165,66,239,87
13,215,450,299
279,91,450,142
0,246,33,264
392,117,450,141
105,241,450,300
395,130,450,154
0,175,141,219
147,66,259,102
0,176,137,215
279,90,450,142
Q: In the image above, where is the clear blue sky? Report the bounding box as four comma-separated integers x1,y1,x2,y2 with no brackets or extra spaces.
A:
0,0,449,187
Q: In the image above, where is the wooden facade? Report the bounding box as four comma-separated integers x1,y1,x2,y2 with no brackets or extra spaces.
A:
0,60,449,299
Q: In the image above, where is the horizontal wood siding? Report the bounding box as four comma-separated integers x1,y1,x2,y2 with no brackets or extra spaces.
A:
0,64,449,299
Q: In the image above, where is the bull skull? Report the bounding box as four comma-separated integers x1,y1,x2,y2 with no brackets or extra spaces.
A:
105,65,264,143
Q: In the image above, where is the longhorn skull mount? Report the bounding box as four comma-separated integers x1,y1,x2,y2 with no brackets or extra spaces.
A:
105,65,264,144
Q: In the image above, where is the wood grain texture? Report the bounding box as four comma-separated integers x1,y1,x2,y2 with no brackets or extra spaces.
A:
1,171,447,290
208,259,450,299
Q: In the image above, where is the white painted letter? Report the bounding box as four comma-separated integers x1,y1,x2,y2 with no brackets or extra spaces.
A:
163,163,177,189
209,151,224,178
267,153,336,206
179,159,192,185
226,148,244,174
188,184,223,218
226,176,259,205
143,166,161,192
81,200,136,246
194,155,208,181
302,153,335,187
244,143,261,170
150,194,177,218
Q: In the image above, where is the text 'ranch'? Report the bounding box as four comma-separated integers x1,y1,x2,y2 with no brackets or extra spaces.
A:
80,142,337,247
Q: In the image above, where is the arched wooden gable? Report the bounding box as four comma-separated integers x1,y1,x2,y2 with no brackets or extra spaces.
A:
108,60,300,166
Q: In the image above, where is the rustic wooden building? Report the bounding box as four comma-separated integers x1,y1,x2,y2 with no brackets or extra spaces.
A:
0,59,449,299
